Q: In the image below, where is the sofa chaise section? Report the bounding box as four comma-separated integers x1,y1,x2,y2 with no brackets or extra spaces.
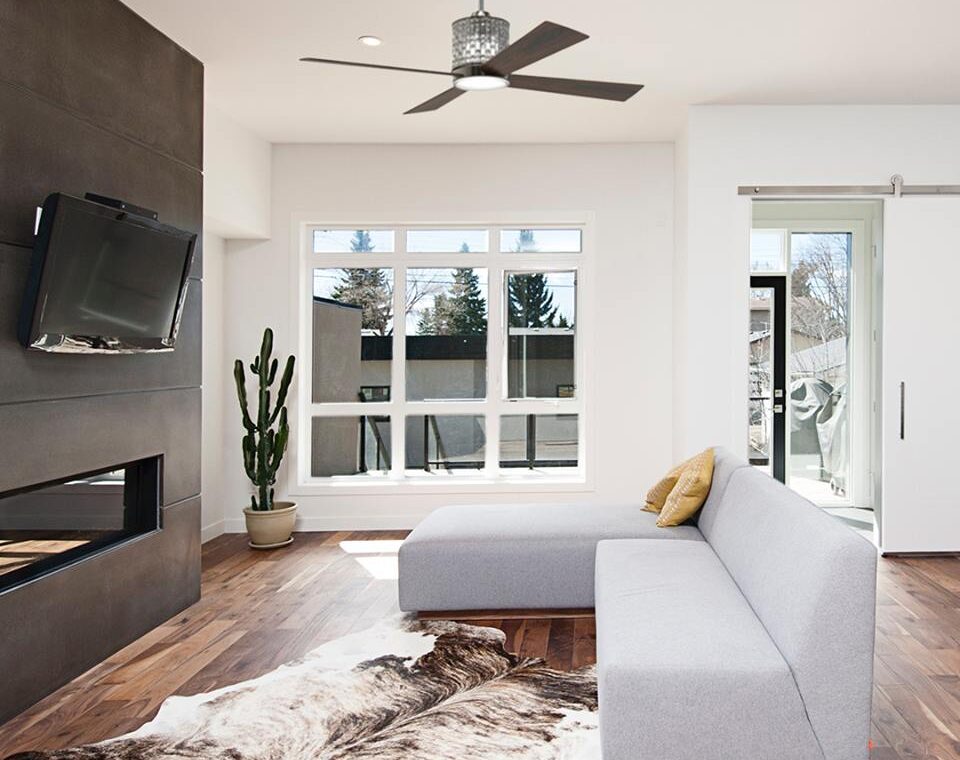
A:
397,447,747,612
398,503,702,611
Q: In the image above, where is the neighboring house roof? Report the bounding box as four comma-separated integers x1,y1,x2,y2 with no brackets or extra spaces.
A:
749,332,846,374
313,295,363,310
791,337,846,374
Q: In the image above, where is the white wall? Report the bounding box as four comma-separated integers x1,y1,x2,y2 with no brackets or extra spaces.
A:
202,98,272,540
201,231,226,541
204,103,272,239
220,143,675,531
672,124,689,462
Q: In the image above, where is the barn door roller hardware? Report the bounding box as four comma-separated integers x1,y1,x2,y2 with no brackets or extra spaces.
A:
739,175,960,197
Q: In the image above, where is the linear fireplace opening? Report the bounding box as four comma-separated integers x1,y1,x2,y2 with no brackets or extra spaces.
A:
0,456,161,593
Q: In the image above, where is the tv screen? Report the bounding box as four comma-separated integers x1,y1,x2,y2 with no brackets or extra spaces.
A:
18,193,196,353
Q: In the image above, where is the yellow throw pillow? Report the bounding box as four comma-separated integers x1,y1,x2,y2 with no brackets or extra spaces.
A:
643,458,690,513
657,448,715,527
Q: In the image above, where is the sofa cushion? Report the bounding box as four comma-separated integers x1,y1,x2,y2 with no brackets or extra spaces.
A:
643,458,687,513
398,503,703,611
703,466,877,760
595,539,823,760
657,447,715,526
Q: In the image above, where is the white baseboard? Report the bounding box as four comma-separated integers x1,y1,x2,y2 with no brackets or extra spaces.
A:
201,520,226,543
222,514,423,533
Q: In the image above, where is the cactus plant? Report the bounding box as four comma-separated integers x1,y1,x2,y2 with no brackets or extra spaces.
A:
234,328,296,511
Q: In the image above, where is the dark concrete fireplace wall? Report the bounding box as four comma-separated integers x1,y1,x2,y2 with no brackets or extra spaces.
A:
0,1,203,723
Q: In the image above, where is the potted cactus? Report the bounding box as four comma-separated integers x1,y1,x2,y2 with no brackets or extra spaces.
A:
234,328,297,549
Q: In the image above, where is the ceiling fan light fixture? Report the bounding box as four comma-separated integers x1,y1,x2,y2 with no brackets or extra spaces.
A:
451,10,509,70
454,73,509,91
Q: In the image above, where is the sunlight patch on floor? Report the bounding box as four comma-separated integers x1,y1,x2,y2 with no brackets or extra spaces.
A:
339,540,402,579
338,540,403,555
351,555,399,580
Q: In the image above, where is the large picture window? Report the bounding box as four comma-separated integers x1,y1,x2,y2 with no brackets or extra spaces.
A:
298,224,586,488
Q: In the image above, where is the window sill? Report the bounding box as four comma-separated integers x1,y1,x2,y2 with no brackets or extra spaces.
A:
289,470,591,496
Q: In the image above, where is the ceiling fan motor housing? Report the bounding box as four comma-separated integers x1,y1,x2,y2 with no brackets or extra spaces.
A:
451,11,510,75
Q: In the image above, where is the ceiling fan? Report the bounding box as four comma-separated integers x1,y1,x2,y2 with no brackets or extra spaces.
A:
300,1,644,114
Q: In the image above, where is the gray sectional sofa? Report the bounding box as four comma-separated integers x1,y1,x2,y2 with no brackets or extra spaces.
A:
398,448,878,760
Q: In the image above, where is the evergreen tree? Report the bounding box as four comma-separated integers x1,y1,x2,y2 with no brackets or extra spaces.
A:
508,230,558,328
418,294,452,334
447,268,487,335
508,273,558,328
516,228,538,252
351,230,374,253
415,269,487,336
416,308,435,334
330,232,392,335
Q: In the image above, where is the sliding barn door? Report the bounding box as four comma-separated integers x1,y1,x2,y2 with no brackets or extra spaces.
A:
882,198,960,552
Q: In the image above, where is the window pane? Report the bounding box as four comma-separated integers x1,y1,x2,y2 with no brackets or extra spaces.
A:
311,416,391,476
749,286,774,475
789,232,851,503
312,268,393,403
501,229,581,253
405,415,485,471
313,229,395,253
506,271,575,399
500,414,578,467
406,229,489,253
406,268,487,401
750,229,786,272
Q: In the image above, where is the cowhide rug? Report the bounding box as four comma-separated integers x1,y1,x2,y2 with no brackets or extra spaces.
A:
10,616,598,760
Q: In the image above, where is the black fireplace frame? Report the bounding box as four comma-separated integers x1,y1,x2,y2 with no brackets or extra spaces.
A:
0,455,163,594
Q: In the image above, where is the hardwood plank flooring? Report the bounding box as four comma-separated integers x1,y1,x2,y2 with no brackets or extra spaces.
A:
2,532,960,758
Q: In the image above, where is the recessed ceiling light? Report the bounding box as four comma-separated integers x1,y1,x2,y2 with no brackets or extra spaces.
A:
358,35,382,47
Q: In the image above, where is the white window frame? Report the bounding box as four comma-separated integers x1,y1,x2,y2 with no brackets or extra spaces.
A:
287,214,595,496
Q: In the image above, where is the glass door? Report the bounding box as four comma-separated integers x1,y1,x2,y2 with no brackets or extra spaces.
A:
750,201,877,512
787,232,852,504
749,277,786,481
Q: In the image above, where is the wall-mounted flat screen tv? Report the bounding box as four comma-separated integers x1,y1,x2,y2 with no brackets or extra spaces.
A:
18,193,196,353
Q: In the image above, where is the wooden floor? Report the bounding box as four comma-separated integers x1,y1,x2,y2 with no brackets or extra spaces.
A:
1,532,959,758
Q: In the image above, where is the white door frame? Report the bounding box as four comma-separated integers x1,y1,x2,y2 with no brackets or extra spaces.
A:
752,201,881,511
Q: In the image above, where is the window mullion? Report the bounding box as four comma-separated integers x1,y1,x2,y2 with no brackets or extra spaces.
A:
485,262,504,474
390,259,407,480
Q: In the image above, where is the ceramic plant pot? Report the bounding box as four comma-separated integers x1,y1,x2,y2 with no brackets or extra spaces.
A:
244,501,297,549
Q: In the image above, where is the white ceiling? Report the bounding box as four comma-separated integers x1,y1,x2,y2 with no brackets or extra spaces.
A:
126,0,960,144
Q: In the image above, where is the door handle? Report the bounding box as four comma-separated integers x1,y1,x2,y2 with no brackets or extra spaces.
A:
899,381,905,440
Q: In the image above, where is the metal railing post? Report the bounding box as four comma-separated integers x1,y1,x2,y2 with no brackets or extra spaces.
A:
423,415,431,472
526,413,537,469
358,416,368,473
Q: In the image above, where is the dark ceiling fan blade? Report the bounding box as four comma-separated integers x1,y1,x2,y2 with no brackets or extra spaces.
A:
300,57,452,77
508,74,644,101
481,21,588,76
405,88,467,114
